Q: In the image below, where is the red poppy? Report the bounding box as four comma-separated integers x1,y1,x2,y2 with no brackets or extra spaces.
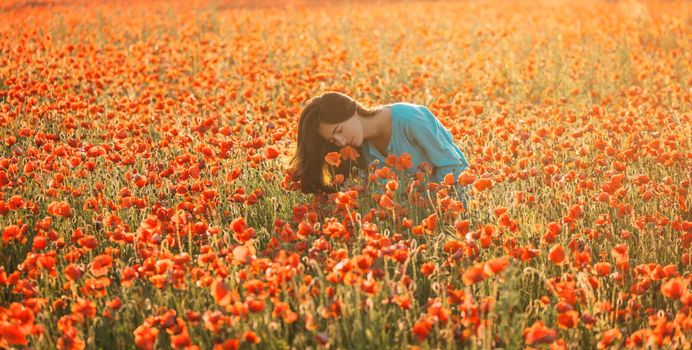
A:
420,262,436,276
242,331,260,344
597,328,621,349
265,146,279,159
89,254,113,277
548,244,566,265
473,178,492,192
593,262,612,277
339,145,360,161
454,220,470,237
412,316,433,341
324,152,341,167
379,194,395,210
462,263,487,286
523,320,557,345
134,324,159,350
457,171,475,186
660,278,687,300
484,256,510,276
0,323,28,346
211,279,234,307
557,310,579,329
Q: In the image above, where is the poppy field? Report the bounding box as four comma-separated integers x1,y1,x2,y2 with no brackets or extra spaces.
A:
0,0,690,348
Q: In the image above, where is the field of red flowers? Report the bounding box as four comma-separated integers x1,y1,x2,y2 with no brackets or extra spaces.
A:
0,0,690,348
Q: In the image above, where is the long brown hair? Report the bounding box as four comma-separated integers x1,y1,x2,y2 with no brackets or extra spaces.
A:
288,91,383,194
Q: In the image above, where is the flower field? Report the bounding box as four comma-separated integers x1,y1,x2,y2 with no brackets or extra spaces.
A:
0,0,690,348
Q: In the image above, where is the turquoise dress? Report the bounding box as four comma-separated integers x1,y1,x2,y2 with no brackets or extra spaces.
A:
361,102,470,206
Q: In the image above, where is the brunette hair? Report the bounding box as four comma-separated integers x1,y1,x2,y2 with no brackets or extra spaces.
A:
288,91,383,194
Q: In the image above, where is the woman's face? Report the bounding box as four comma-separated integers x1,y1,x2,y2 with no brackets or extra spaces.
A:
317,113,363,148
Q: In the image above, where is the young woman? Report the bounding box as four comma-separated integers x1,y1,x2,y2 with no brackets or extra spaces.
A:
288,91,470,200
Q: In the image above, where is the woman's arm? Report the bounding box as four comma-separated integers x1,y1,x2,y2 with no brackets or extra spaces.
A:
404,106,469,184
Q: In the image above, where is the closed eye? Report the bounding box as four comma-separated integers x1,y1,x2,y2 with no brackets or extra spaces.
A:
327,125,342,144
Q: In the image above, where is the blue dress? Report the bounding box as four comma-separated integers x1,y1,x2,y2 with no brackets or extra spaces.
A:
361,102,470,206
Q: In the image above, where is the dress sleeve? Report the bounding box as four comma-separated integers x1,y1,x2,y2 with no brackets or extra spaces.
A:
404,106,469,184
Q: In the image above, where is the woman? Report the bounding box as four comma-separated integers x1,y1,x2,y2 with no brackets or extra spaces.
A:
288,91,470,201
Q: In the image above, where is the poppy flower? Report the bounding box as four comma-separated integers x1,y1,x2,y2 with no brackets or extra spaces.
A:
393,295,411,310
360,278,378,294
229,217,255,244
247,299,264,313
339,145,360,161
242,331,260,344
386,179,398,191
611,244,629,271
427,302,449,324
211,279,234,307
597,328,621,349
47,201,72,218
420,262,436,276
232,245,252,265
264,146,279,159
454,220,470,237
89,254,113,277
548,244,566,265
440,172,455,186
399,152,413,170
473,178,492,192
77,235,98,250
462,263,487,286
626,329,653,347
2,225,22,242
385,152,413,170
0,323,28,346
106,298,123,310
64,264,84,281
557,310,579,329
412,316,433,341
0,171,9,187
523,320,557,345
457,171,475,186
134,324,159,350
336,191,356,208
484,256,510,276
593,262,612,277
379,194,395,210
71,298,97,319
213,338,239,350
660,278,687,300
324,152,341,167
471,103,484,115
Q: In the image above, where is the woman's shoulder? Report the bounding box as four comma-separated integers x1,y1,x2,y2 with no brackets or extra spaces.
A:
389,102,429,118
390,101,426,111
390,102,430,122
